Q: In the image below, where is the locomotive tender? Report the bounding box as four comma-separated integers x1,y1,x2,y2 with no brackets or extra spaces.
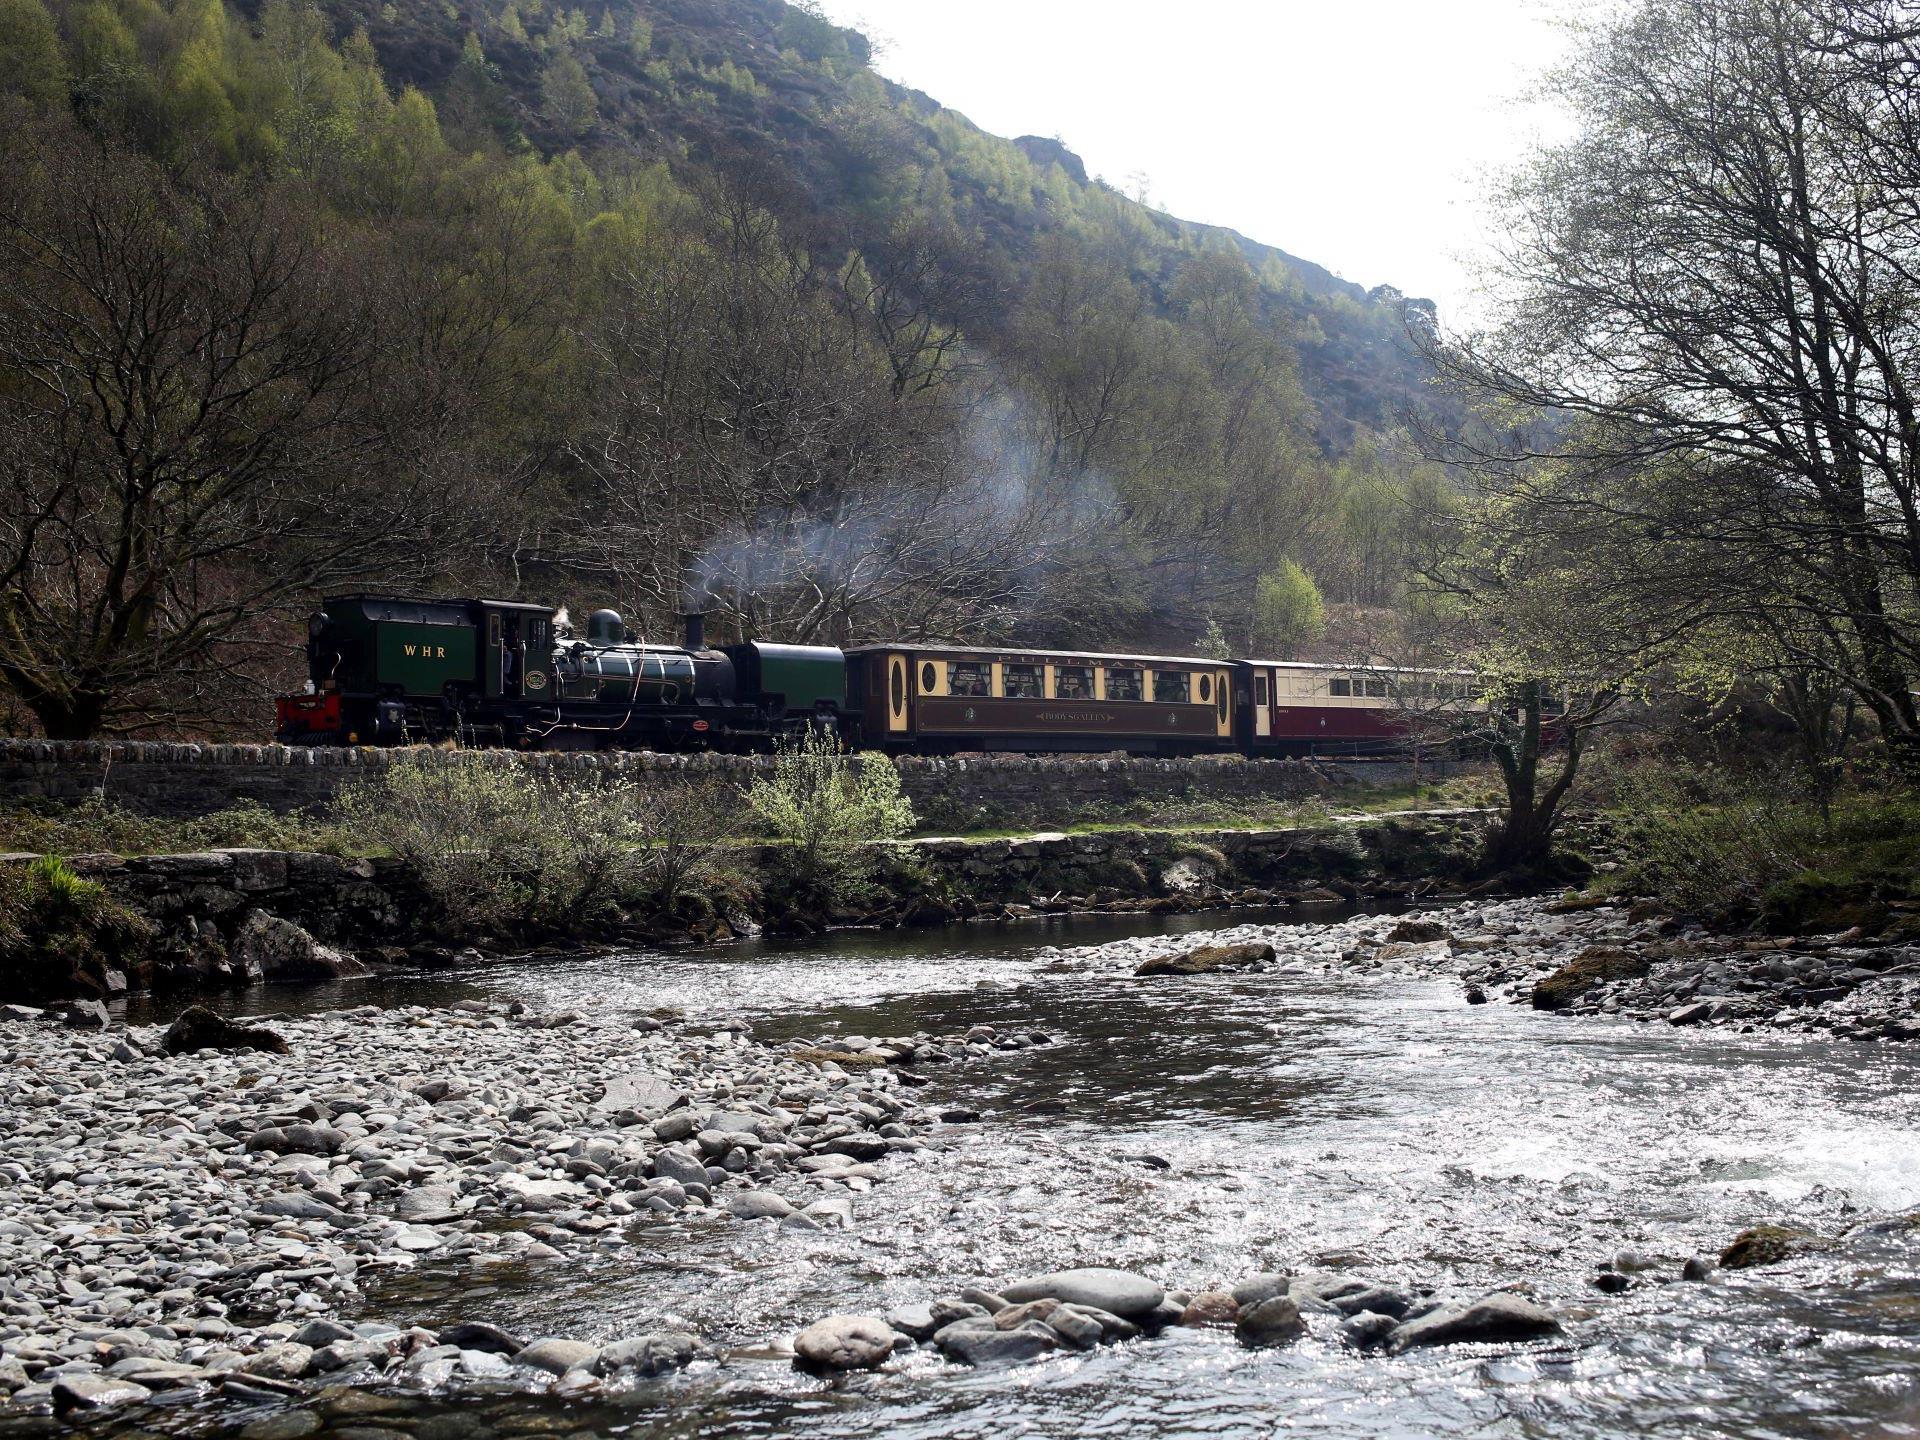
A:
275,594,1476,756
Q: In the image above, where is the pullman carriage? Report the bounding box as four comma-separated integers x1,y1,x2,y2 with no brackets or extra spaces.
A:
1241,661,1482,756
847,645,1237,754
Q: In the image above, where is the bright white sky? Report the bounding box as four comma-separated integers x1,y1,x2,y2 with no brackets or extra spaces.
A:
814,0,1577,325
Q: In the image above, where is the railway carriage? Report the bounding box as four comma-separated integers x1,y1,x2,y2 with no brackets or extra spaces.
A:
843,644,1238,754
1241,661,1483,756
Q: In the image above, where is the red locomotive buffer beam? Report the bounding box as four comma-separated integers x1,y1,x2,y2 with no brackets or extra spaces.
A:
275,692,342,741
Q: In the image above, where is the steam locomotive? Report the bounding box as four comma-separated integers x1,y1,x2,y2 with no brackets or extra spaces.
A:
274,593,1478,757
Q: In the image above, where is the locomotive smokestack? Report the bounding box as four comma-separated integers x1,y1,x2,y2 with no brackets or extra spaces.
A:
682,612,706,650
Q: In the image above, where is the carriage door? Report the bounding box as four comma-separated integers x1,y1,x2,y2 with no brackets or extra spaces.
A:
1255,670,1272,738
886,654,910,734
1213,668,1233,738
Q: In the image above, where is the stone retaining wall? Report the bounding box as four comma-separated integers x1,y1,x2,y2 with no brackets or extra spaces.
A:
0,739,1480,832
11,809,1493,998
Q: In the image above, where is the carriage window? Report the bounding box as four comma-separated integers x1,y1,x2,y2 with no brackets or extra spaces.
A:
1154,671,1191,703
920,662,937,692
1105,667,1143,701
1198,675,1212,703
1254,676,1269,706
1365,679,1390,698
948,661,992,697
1055,664,1094,699
1329,677,1352,697
1003,663,1043,699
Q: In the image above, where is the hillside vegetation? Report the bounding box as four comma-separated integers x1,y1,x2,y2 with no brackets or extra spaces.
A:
0,0,1445,737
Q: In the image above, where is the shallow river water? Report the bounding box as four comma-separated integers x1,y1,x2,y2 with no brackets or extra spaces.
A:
120,911,1920,1437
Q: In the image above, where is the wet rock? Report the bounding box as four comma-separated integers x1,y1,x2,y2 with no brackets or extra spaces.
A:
1178,1292,1239,1327
1681,1256,1714,1282
1386,918,1449,943
727,1190,796,1220
288,1320,359,1350
885,1304,939,1343
1388,1294,1561,1351
1235,1296,1306,1346
651,1146,711,1188
437,1323,526,1356
232,911,369,982
938,1322,1059,1368
1464,984,1488,1005
792,1315,895,1372
1229,1273,1291,1308
593,1331,703,1377
961,1286,1012,1313
1329,1285,1413,1318
165,1004,290,1055
1047,1308,1103,1349
1668,1001,1715,1026
929,1298,990,1329
1135,942,1276,977
1000,1267,1164,1317
52,1374,152,1411
62,999,112,1029
1591,1272,1632,1294
991,1298,1059,1329
242,1343,315,1380
513,1338,598,1375
1719,1225,1831,1269
1339,1310,1400,1350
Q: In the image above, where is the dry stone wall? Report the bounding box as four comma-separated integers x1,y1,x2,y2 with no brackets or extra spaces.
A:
0,740,1476,832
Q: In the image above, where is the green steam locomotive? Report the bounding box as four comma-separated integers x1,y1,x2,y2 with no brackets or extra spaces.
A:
275,596,845,749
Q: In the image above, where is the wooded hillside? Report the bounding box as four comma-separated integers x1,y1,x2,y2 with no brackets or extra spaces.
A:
0,0,1446,737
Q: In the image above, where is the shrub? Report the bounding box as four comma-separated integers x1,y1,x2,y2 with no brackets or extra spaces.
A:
333,759,650,935
745,731,916,909
629,775,733,909
0,855,155,1000
1595,756,1920,926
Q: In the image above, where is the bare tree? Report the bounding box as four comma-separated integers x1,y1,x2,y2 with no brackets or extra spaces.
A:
0,121,423,736
1425,0,1920,771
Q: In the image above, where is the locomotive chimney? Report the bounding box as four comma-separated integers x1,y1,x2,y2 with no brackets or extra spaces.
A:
682,611,707,650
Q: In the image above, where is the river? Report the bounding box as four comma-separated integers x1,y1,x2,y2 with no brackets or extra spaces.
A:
102,909,1920,1436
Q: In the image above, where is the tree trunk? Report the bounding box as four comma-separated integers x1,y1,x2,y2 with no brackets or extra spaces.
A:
1484,682,1584,876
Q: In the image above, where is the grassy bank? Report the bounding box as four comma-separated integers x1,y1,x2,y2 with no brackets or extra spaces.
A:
1581,762,1920,935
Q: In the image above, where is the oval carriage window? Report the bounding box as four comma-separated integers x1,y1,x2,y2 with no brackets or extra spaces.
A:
1198,675,1211,702
921,662,937,692
890,661,906,715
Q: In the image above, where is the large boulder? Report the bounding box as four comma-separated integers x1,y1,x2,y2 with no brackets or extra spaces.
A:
1719,1225,1831,1269
792,1315,895,1372
230,911,369,983
1388,1294,1561,1352
999,1267,1164,1317
1531,946,1651,1010
1135,943,1276,977
1235,1296,1306,1347
164,1005,288,1056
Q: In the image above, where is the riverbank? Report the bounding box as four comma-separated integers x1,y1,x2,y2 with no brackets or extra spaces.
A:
0,991,1039,1417
2,810,1495,1003
1093,895,1920,1043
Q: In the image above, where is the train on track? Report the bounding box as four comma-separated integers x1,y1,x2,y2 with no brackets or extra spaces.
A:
274,594,1485,757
